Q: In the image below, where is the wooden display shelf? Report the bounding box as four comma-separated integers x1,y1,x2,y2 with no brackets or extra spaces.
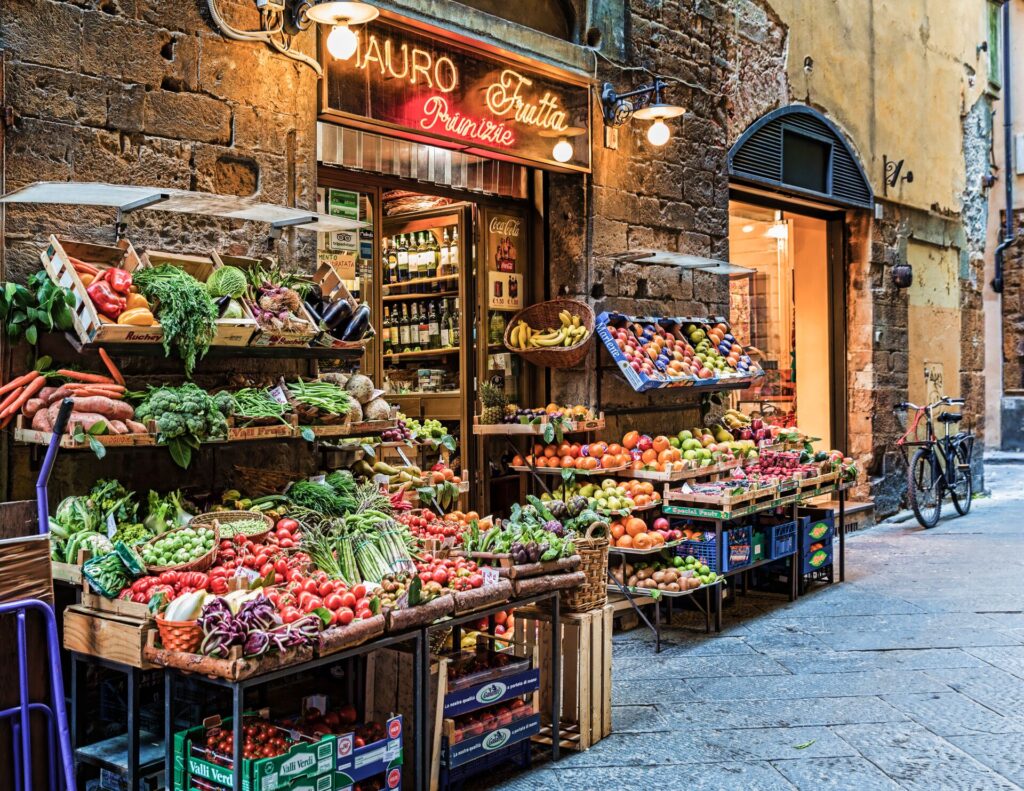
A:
383,289,458,302
509,463,631,476
472,413,605,436
664,483,779,514
381,273,459,293
611,458,741,483
14,416,156,449
62,332,362,361
384,347,460,360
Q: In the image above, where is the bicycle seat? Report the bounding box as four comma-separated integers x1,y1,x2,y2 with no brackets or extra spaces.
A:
937,412,962,424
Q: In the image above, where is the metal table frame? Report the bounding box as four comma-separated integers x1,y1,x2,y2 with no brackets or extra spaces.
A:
164,631,422,791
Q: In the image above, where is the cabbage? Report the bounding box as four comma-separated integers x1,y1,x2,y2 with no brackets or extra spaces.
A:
55,496,96,534
207,266,248,299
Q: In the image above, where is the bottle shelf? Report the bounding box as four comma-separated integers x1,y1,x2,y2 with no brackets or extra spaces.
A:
382,273,460,293
383,347,461,360
383,290,458,303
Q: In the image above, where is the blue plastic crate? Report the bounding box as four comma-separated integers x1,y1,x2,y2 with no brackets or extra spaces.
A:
799,507,835,544
677,525,752,573
802,540,834,574
768,520,798,559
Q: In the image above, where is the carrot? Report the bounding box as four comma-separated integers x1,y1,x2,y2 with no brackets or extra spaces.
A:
0,414,14,430
66,388,125,398
66,384,125,393
1,377,47,418
56,369,117,385
0,370,41,397
0,386,26,415
97,348,125,386
68,257,99,276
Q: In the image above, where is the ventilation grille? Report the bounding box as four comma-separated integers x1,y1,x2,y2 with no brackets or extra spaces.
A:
729,107,873,208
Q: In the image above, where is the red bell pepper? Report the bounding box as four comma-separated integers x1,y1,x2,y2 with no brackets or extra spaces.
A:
103,268,133,294
86,279,126,319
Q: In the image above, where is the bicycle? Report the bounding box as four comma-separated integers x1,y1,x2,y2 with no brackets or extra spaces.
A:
894,396,974,528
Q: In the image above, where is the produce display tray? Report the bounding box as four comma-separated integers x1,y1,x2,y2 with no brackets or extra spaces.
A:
509,463,631,476
472,414,605,436
15,415,156,449
607,539,685,555
607,578,722,598
453,552,581,579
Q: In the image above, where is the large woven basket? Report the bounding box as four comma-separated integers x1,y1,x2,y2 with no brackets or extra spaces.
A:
560,521,609,613
191,510,274,542
141,523,220,575
233,465,295,497
503,298,595,369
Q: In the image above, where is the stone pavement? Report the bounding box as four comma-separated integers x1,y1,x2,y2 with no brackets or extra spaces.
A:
486,463,1024,790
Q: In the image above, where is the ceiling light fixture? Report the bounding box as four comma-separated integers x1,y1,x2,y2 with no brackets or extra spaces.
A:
540,127,587,164
304,1,378,60
600,77,685,147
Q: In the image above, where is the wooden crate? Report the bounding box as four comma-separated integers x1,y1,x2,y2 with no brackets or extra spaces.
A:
63,604,156,669
40,235,163,345
0,533,52,606
512,604,613,752
143,249,258,346
14,414,155,449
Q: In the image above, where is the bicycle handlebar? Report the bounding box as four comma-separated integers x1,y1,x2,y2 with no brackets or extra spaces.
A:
894,396,964,413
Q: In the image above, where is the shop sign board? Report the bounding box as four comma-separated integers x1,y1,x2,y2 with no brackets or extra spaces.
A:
321,15,592,172
483,208,526,310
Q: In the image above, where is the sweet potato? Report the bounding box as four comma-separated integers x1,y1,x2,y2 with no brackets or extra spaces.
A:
44,386,70,405
21,398,45,418
31,409,52,432
67,413,110,435
37,386,56,403
125,420,148,434
46,397,132,426
108,420,128,434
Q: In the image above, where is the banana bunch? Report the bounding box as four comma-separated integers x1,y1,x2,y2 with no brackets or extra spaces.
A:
722,408,751,429
509,311,590,349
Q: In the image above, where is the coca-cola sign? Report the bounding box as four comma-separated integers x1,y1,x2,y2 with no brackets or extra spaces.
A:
320,15,591,171
489,217,522,238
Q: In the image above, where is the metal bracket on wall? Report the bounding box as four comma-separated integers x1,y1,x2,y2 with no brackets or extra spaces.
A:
882,155,913,197
114,193,170,240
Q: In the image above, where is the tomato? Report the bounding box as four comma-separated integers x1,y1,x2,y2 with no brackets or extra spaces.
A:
276,518,299,533
274,573,284,584
281,606,300,624
298,591,317,610
340,591,356,609
254,553,269,568
301,579,319,594
432,569,448,585
274,558,289,574
279,538,294,548
260,563,274,577
233,533,247,546
352,584,366,599
356,608,372,620
336,608,355,626
355,597,369,611
324,593,344,610
302,596,323,613
469,574,483,588
318,581,335,598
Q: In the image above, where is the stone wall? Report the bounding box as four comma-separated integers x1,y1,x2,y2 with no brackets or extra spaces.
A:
1,0,320,282
1000,210,1024,395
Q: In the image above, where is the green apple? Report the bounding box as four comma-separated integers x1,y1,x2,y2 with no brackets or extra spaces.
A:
678,430,693,441
669,437,681,448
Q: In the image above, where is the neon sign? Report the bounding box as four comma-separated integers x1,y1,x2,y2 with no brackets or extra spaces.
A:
322,16,591,171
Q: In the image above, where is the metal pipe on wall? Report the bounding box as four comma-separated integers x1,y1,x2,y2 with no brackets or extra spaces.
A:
993,0,1015,293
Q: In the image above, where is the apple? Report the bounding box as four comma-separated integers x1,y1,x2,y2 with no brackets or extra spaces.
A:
653,517,670,531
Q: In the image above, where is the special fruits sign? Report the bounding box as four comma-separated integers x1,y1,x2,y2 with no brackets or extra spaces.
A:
322,18,591,171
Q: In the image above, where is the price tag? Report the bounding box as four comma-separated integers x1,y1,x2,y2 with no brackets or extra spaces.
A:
373,473,390,486
482,567,500,587
270,385,289,405
234,566,260,582
309,474,327,484
106,513,117,539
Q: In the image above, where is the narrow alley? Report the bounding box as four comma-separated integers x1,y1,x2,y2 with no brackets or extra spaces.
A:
492,464,1024,790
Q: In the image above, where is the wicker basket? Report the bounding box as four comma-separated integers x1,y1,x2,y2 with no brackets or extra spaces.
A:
503,298,595,369
141,524,220,575
191,510,274,542
233,465,295,497
156,616,202,653
560,521,609,614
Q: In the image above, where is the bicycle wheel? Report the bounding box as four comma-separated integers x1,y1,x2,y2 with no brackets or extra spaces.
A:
908,447,942,528
950,442,973,516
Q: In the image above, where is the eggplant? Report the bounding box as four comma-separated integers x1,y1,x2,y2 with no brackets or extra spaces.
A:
214,295,233,317
304,300,324,325
337,303,371,342
321,298,354,330
305,283,323,304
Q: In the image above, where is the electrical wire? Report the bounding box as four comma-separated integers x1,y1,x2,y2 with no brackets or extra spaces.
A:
206,0,277,41
587,45,724,99
206,0,322,76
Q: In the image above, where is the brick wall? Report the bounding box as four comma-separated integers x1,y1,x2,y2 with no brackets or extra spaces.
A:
1000,210,1024,394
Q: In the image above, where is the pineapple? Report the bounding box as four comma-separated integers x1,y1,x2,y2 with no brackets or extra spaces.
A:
480,383,507,424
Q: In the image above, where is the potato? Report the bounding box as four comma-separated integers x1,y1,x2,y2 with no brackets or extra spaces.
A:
636,568,652,581
687,577,700,589
640,578,657,588
627,574,638,587
666,582,680,592
652,570,665,584
663,570,678,583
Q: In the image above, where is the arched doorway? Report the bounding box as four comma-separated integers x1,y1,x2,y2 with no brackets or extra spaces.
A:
727,105,873,454
456,0,580,42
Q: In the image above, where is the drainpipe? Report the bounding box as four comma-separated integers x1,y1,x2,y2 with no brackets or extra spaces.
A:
993,0,1014,293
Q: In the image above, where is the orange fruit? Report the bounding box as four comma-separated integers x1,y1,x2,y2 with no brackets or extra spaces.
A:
631,459,644,470
543,445,557,458
512,454,524,466
623,431,640,450
569,443,582,458
606,443,623,457
560,455,575,468
601,454,618,469
633,533,653,550
616,534,633,548
652,436,670,453
532,443,545,456
557,442,572,457
658,449,675,465
465,511,479,521
625,517,647,536
589,441,608,457
639,482,654,495
525,455,535,465
650,532,665,546
610,521,625,540
641,449,658,465
535,457,547,467
635,493,650,507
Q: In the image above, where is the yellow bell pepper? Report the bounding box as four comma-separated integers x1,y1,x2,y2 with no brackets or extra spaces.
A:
125,293,150,310
117,307,155,326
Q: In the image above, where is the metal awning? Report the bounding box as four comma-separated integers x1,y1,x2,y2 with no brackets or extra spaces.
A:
0,182,365,233
610,250,755,277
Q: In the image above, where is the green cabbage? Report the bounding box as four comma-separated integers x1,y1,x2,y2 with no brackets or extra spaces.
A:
222,299,244,319
207,266,248,298
54,496,96,534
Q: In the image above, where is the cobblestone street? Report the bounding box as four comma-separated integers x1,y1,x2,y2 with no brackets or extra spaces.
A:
492,464,1024,790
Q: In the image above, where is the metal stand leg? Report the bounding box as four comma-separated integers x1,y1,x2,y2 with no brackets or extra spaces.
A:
714,520,723,632
232,685,243,791
16,612,32,791
413,630,425,791
165,672,174,791
606,558,661,651
839,487,846,582
419,628,431,789
704,586,711,634
550,593,560,762
127,667,139,790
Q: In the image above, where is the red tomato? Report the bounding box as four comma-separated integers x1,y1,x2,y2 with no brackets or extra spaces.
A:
356,608,372,620
352,584,366,599
302,596,323,613
260,563,274,577
281,606,300,624
274,558,289,574
276,518,299,533
432,569,448,585
336,608,355,626
340,592,356,609
279,538,294,548
301,579,319,594
355,597,369,611
324,593,343,610
318,581,335,598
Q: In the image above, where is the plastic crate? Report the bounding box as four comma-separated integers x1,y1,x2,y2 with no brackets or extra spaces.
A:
677,525,752,573
798,507,835,543
768,520,798,559
752,529,768,562
802,540,834,574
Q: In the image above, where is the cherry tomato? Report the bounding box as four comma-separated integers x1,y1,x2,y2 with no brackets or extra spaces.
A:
302,579,319,594
279,538,294,548
356,608,372,620
281,606,300,624
276,518,299,533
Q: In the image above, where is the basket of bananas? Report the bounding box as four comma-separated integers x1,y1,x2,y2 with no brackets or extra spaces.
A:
504,298,595,368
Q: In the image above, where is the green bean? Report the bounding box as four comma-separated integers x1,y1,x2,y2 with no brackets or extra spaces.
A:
287,381,353,416
231,387,290,425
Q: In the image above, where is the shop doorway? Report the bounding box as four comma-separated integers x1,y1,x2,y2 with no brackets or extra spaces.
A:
727,197,845,449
